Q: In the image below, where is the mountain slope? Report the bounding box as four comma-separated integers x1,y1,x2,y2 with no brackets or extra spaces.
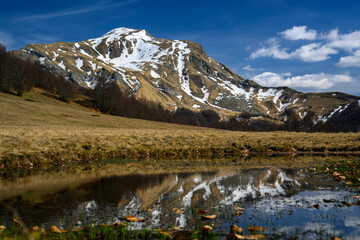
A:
13,27,360,124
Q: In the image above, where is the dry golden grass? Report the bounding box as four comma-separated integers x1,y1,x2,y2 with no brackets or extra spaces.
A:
1,89,360,169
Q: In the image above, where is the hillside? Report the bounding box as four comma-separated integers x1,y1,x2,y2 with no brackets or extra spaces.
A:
13,27,360,127
1,89,360,170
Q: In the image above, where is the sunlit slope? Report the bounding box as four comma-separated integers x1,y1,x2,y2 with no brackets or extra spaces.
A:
1,89,359,170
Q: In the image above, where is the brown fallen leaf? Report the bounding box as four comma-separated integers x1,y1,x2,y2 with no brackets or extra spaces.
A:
203,225,213,231
346,181,352,186
144,209,154,212
333,171,340,177
13,218,23,225
249,226,267,232
247,234,267,239
113,222,126,227
125,216,146,222
313,204,320,209
340,176,346,181
159,231,172,238
226,233,245,239
236,211,243,216
71,227,85,232
331,237,342,240
32,226,39,232
172,208,184,214
0,226,6,234
230,225,243,233
197,209,207,214
352,196,360,199
202,215,217,220
41,228,46,234
173,226,180,230
51,225,64,233
234,206,245,211
346,202,355,207
235,234,246,239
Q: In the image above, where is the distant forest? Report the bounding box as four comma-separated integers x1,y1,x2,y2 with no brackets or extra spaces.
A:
0,44,358,132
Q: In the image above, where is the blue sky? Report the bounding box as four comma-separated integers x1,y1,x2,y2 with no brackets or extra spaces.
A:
1,0,360,95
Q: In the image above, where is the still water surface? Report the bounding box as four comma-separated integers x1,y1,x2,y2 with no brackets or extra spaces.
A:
1,159,360,239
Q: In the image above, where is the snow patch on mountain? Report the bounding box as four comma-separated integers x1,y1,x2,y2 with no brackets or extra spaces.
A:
75,58,83,70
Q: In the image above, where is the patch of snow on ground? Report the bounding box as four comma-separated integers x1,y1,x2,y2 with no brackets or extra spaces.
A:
58,61,66,70
76,58,83,70
192,104,200,108
150,70,160,78
339,103,350,113
84,78,97,89
174,41,191,96
299,111,307,119
322,105,343,122
39,57,46,65
52,52,59,61
74,43,80,48
256,88,277,101
217,81,253,101
79,49,91,58
273,90,284,104
89,28,176,72
278,101,291,112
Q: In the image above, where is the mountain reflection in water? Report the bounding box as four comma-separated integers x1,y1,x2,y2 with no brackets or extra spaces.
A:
1,167,359,239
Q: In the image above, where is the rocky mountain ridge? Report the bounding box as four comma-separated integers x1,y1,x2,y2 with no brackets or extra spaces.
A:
13,27,360,125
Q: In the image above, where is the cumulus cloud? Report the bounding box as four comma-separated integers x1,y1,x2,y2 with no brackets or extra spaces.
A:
250,41,337,62
292,43,338,62
242,65,259,71
253,72,353,89
280,26,317,40
250,38,292,60
320,28,339,41
251,26,360,65
337,50,360,67
327,30,360,51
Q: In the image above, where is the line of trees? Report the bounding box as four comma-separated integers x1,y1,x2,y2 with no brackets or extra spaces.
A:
0,44,76,102
90,76,177,123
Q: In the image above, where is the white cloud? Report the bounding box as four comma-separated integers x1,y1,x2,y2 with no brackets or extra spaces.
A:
337,50,360,67
0,30,14,48
253,72,353,90
251,26,360,65
280,26,317,40
250,42,337,62
292,43,337,62
320,28,339,41
242,65,256,71
17,0,138,21
328,30,360,51
250,38,292,60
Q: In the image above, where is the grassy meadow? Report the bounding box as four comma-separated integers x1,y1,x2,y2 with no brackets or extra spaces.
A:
1,88,360,169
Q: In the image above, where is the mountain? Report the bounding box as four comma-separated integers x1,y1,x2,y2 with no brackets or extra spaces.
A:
13,27,360,126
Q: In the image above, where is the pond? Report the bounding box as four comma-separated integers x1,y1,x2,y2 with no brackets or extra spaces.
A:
1,157,360,239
